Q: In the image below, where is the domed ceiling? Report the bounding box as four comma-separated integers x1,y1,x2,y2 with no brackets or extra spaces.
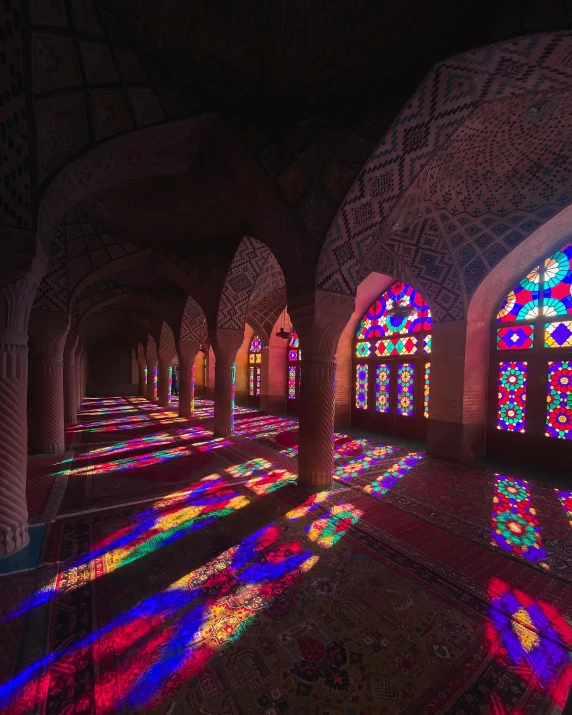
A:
99,0,517,121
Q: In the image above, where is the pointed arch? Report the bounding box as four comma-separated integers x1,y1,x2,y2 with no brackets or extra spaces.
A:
180,296,207,344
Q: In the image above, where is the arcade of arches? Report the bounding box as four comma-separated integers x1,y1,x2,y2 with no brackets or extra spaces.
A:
2,5,572,713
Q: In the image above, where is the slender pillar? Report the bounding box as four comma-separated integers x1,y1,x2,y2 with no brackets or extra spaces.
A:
63,333,79,425
137,355,147,397
178,341,201,417
157,348,175,407
74,342,83,412
210,329,244,438
290,291,354,490
0,253,46,556
29,311,70,454
146,355,158,401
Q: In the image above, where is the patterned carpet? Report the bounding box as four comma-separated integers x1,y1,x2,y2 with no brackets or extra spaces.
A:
1,397,571,714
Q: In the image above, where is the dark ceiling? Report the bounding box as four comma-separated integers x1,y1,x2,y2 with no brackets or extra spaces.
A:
99,0,571,123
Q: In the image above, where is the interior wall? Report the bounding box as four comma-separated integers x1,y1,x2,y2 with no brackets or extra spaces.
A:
261,312,289,414
194,351,206,397
335,272,393,428
87,336,137,396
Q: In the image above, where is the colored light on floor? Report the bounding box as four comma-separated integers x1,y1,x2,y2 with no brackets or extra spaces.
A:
486,578,572,708
363,453,423,497
556,490,572,526
305,503,362,548
285,492,331,520
72,427,211,460
490,475,548,567
57,445,197,477
332,445,399,482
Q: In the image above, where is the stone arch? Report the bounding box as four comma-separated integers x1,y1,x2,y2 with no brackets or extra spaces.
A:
159,321,176,353
180,296,207,344
316,32,572,322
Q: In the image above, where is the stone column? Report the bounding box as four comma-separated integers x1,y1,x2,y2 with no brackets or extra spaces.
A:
157,347,175,407
290,291,355,490
146,354,158,402
178,341,201,417
427,319,488,462
63,332,79,425
0,250,46,556
210,329,244,438
74,342,83,412
28,311,70,454
260,339,288,414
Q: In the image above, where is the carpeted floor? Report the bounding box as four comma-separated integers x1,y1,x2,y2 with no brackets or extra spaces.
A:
2,396,572,714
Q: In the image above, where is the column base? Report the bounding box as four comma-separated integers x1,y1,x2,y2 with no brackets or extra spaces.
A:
296,472,333,491
0,522,30,558
427,419,486,462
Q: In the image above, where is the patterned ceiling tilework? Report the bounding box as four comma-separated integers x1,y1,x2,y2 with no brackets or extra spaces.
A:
65,211,144,291
30,2,200,186
76,281,130,319
180,296,206,343
244,252,287,342
317,33,572,315
159,320,176,352
1,0,33,228
33,222,69,311
137,342,145,360
216,236,272,330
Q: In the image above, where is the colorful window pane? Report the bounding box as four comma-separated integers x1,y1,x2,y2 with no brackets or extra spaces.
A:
288,349,298,362
497,362,527,432
355,364,368,410
256,366,261,396
423,334,432,354
375,336,417,357
497,325,534,350
543,243,572,316
555,490,572,527
491,475,548,566
375,364,390,413
288,366,297,400
356,282,432,338
248,366,255,396
546,361,572,440
289,332,299,348
424,362,430,418
544,321,572,348
497,266,541,323
250,335,262,353
355,341,371,357
397,363,415,416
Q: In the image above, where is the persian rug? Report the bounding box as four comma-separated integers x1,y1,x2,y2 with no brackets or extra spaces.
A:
338,454,572,585
1,480,570,715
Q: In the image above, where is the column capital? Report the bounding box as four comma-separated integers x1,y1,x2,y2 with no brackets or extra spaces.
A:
178,340,201,363
209,328,244,359
29,311,70,360
158,346,176,363
289,290,355,360
0,252,47,346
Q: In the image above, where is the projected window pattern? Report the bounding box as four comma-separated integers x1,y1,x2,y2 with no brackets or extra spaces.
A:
353,282,431,420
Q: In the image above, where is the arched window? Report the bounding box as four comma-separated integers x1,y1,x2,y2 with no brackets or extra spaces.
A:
248,334,262,404
489,242,572,467
287,332,301,411
353,282,432,439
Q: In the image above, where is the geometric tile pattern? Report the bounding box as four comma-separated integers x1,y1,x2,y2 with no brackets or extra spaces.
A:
65,211,144,291
317,33,572,321
33,223,69,312
246,253,287,342
180,296,206,343
29,1,198,188
217,236,272,330
1,0,33,228
159,320,175,352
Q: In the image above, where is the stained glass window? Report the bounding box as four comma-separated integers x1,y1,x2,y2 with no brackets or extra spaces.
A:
497,362,527,432
397,364,415,416
355,364,368,410
248,335,262,397
353,282,431,424
424,363,430,418
357,282,432,339
494,242,572,445
287,332,300,403
375,364,390,413
546,361,572,439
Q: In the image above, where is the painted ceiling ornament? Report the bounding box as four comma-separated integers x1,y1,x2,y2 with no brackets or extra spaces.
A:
523,97,558,122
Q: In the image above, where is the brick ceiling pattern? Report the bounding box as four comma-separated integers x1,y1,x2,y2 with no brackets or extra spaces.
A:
317,33,572,321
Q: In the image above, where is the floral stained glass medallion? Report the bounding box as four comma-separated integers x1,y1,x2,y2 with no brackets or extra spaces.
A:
375,364,390,413
397,363,414,417
355,364,368,410
497,362,527,432
546,361,572,439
